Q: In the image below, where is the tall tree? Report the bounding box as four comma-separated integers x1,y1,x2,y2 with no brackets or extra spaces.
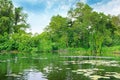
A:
14,7,29,33
0,0,29,35
68,2,115,54
45,15,69,48
0,0,14,34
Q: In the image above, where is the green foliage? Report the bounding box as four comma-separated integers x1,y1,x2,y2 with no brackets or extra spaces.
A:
0,0,29,35
43,2,120,54
0,1,120,55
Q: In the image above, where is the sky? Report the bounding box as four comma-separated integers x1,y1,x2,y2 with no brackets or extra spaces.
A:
12,0,120,34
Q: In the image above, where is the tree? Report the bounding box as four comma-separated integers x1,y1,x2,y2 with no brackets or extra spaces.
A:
0,0,29,35
14,7,29,33
0,0,14,35
67,2,115,54
68,2,93,48
110,15,120,46
45,15,69,48
0,0,30,52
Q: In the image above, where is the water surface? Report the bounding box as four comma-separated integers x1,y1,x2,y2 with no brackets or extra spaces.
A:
0,54,120,80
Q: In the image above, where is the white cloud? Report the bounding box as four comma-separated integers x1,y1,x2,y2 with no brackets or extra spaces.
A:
26,8,68,34
80,0,87,3
27,12,51,34
13,0,43,4
91,0,120,16
13,0,120,34
46,0,57,10
25,0,70,34
11,0,88,34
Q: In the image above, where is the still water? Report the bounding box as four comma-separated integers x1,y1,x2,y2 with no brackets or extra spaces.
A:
0,54,120,80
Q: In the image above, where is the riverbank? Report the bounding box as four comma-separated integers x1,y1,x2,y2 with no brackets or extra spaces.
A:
0,46,120,61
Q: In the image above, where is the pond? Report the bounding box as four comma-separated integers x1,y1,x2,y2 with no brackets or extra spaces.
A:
0,54,120,80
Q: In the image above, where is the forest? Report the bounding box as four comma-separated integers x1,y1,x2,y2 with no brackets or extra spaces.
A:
1,0,120,80
0,0,120,55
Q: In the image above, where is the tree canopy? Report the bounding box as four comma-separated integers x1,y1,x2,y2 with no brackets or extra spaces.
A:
44,2,120,54
0,1,120,54
0,0,29,35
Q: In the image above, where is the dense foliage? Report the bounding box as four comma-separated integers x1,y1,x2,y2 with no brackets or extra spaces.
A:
0,0,29,52
43,3,120,54
0,1,120,54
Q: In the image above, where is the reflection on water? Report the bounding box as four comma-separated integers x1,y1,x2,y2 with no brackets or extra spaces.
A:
0,55,120,80
22,69,47,80
7,59,12,76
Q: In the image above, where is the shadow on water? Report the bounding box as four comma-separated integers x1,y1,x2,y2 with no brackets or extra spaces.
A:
0,53,120,80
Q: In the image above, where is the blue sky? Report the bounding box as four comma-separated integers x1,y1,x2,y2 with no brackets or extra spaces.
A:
12,0,120,34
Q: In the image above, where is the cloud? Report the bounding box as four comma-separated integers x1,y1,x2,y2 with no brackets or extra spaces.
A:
80,0,87,3
25,0,72,34
12,0,120,34
26,12,51,34
91,0,120,16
